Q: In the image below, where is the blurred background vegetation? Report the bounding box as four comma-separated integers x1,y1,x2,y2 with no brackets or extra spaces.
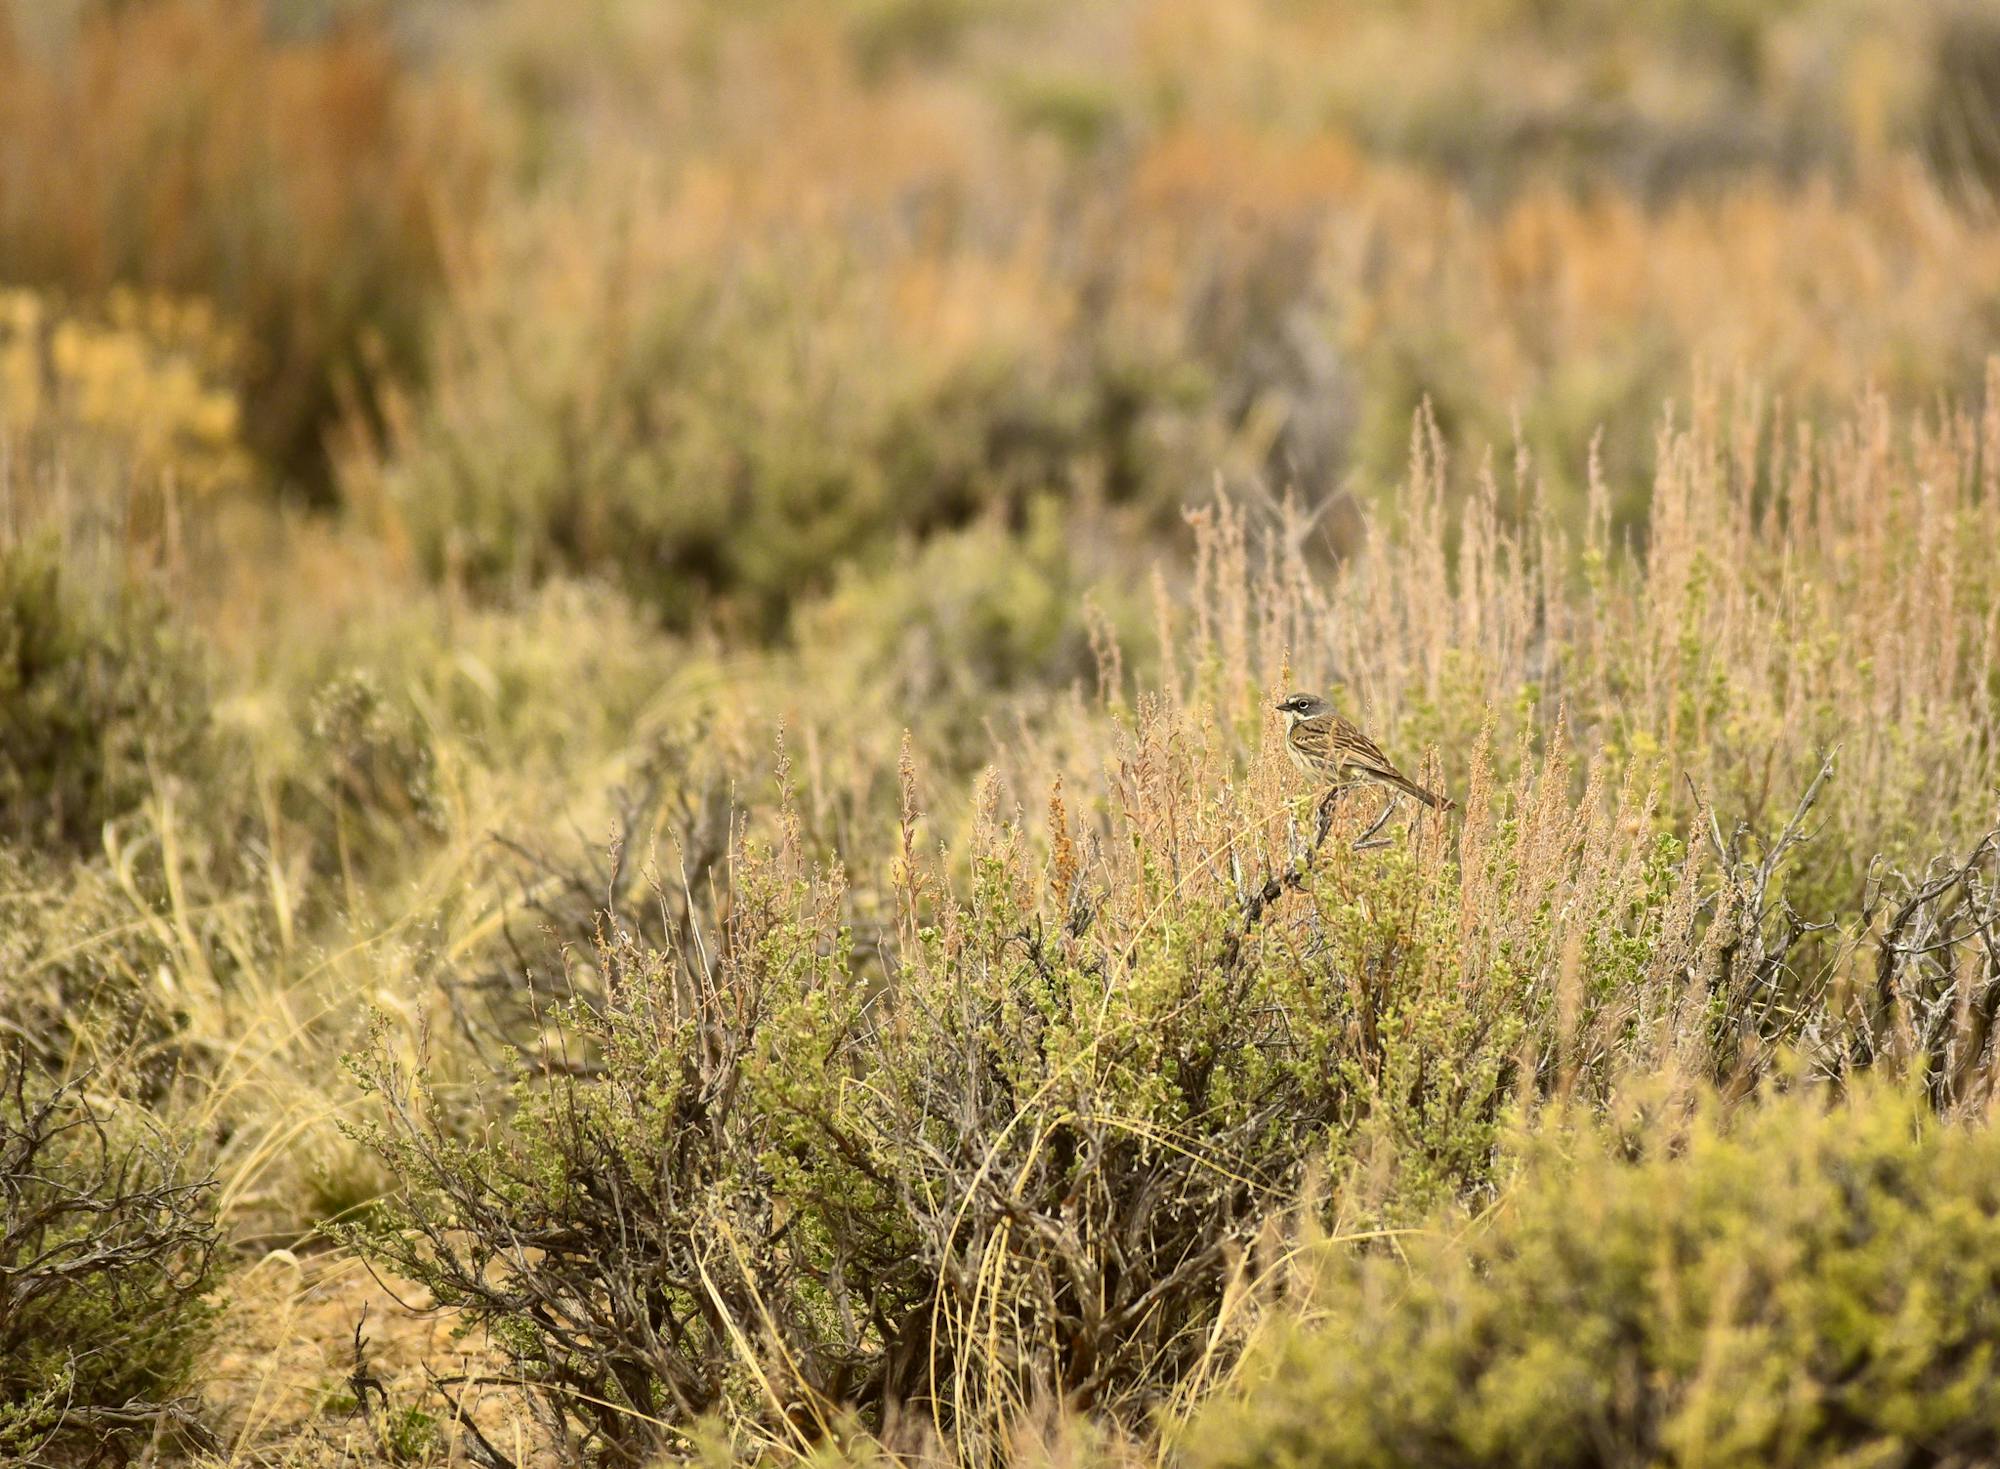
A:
9,0,2000,1464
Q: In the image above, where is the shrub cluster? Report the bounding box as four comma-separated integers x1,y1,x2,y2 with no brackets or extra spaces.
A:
325,370,2000,1467
1189,1080,2000,1469
357,189,1216,632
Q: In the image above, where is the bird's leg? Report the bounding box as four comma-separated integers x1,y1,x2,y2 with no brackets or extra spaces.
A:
1351,792,1397,850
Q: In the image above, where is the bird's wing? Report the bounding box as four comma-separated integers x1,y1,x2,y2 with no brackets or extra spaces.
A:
1330,717,1405,778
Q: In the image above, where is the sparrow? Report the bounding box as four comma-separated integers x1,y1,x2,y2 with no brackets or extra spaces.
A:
1275,691,1453,811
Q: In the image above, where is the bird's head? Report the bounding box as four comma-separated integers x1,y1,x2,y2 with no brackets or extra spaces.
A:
1275,691,1330,722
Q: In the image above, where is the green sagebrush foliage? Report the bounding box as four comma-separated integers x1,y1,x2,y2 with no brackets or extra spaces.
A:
0,1049,221,1464
0,539,211,854
340,851,1352,1464
1188,1079,2000,1469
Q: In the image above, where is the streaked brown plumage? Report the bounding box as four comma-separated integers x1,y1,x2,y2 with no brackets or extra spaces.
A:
1276,691,1454,811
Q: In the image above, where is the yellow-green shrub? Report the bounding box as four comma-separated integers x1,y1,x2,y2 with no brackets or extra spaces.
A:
796,505,1156,770
1189,1080,2000,1469
0,286,250,513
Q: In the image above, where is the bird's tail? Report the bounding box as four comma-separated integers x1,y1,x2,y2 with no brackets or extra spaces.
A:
1383,768,1456,812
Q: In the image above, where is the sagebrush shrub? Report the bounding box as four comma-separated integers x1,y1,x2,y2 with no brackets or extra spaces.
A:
0,539,211,853
796,505,1155,767
1187,1079,2000,1469
0,1048,221,1462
